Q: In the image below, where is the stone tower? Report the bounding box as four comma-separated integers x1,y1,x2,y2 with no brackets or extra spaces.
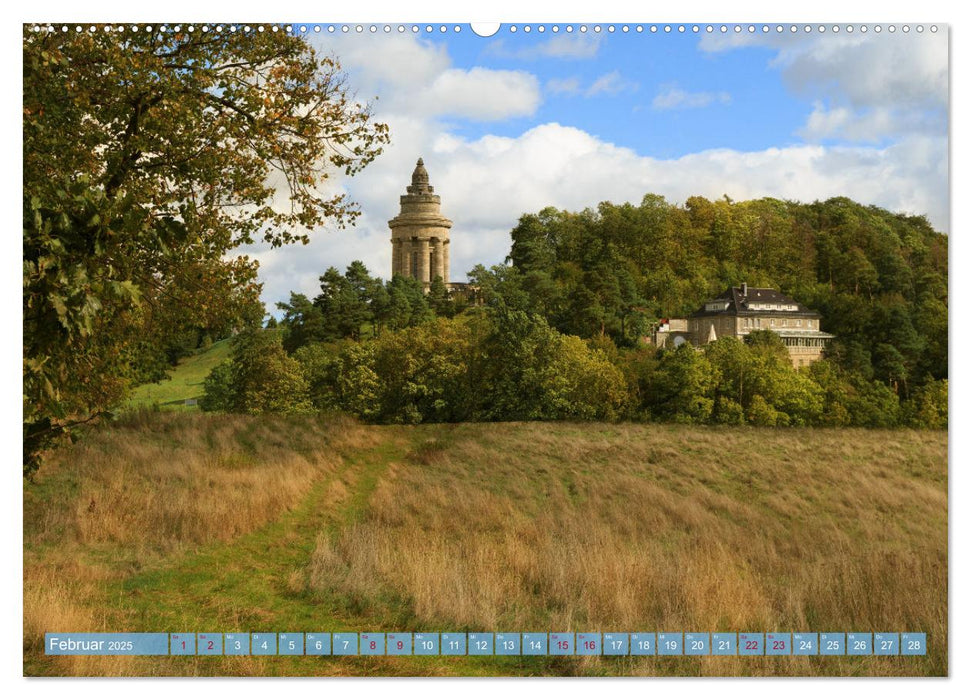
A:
389,158,452,286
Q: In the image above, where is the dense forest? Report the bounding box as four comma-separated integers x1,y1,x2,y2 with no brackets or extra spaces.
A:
202,195,948,430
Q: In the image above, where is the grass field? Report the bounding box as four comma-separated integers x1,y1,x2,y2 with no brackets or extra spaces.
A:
23,412,946,676
122,339,232,411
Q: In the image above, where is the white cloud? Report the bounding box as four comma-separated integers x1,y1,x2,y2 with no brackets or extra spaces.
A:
250,120,948,311
652,84,731,110
486,34,602,60
700,30,948,141
546,77,582,95
772,34,948,109
533,34,603,59
322,34,450,95
246,31,949,314
799,101,947,142
585,71,637,97
419,67,540,120
315,34,540,122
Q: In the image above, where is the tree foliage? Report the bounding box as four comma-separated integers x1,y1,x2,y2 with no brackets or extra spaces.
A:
201,330,311,415
23,26,388,473
503,195,946,400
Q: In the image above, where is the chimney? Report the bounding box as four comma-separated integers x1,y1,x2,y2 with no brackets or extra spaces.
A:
741,282,748,297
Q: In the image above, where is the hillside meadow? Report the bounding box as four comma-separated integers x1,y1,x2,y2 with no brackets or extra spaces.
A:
23,413,946,676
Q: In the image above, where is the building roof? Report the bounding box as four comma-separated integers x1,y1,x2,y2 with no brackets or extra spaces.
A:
689,285,821,319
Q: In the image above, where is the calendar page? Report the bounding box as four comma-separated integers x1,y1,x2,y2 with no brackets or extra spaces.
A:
22,19,948,680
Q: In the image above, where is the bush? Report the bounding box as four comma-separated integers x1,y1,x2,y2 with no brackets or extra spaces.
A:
201,330,312,414
199,361,234,412
902,378,947,429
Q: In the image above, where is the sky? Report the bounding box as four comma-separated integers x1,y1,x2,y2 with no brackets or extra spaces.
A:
240,23,949,313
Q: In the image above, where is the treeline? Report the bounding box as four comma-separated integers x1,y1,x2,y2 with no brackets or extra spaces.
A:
202,309,627,422
271,261,468,351
201,191,949,430
202,317,944,428
498,194,947,394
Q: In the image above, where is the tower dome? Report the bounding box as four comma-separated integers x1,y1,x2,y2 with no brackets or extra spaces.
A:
408,157,432,194
389,157,453,286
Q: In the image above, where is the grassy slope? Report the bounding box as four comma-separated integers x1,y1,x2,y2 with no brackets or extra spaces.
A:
123,339,232,411
23,414,947,677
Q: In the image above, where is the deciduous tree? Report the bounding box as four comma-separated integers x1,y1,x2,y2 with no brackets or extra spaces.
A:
23,26,388,473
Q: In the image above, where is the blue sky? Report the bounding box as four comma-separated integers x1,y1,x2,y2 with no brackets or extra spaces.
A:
445,30,801,157
246,24,949,310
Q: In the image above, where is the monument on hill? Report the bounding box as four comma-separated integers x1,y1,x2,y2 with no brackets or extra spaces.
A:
388,158,453,287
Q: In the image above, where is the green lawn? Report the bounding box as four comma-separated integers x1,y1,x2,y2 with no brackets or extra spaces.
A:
123,339,231,411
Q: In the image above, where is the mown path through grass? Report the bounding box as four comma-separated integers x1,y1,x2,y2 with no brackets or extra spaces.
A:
95,435,406,673
25,418,946,677
77,430,553,676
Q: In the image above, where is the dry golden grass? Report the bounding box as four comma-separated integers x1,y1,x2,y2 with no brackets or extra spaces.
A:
309,423,947,674
25,411,367,553
24,416,946,676
23,412,371,675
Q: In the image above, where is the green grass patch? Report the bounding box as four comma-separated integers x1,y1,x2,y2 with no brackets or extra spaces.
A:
124,339,232,412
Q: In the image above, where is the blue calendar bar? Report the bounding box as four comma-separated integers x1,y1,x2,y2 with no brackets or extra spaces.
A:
523,633,548,655
361,633,385,655
577,633,601,655
874,633,899,656
685,633,709,655
387,633,411,655
279,633,303,655
821,632,845,655
441,633,466,655
739,633,764,655
252,633,276,655
631,633,656,655
658,632,682,655
333,633,358,655
306,633,330,655
603,633,628,655
902,633,927,656
224,633,249,655
766,633,791,656
496,633,520,655
712,633,736,655
414,633,439,655
45,633,169,655
198,633,222,655
170,633,195,656
793,633,818,655
44,630,927,656
550,632,574,655
468,633,493,655
848,633,872,656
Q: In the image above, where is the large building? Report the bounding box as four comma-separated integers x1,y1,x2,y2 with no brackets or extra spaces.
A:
388,158,453,287
654,284,834,367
